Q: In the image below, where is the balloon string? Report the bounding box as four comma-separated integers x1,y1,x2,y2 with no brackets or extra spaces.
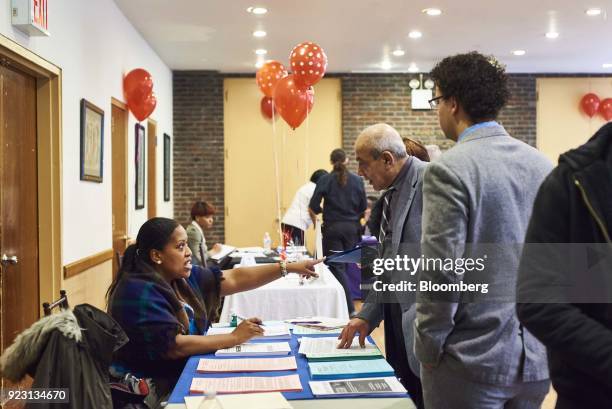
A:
271,100,283,249
304,103,311,252
281,126,288,249
305,104,310,184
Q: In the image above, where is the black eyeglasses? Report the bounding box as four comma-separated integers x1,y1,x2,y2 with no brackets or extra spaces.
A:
428,95,445,109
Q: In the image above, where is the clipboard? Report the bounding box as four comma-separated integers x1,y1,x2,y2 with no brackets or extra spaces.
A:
323,246,363,264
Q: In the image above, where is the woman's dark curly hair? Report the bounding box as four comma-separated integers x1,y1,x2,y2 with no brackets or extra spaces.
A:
431,51,509,123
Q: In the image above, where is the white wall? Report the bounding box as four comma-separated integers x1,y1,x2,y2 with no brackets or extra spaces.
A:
0,0,174,264
537,78,612,164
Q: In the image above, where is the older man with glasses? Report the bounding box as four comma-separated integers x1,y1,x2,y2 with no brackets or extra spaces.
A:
338,123,427,409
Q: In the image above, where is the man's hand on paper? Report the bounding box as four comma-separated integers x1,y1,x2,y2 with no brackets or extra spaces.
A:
232,317,264,343
211,243,223,254
337,317,369,349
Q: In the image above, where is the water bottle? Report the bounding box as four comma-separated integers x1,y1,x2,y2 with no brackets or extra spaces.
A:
263,232,272,251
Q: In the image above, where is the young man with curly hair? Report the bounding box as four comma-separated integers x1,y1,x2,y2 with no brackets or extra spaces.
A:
414,52,553,408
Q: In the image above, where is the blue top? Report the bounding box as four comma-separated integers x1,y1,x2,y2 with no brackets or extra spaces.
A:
309,171,367,223
109,265,222,379
457,121,499,142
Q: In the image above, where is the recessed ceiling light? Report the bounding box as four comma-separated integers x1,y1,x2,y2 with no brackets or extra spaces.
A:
603,63,612,68
422,8,442,16
381,60,392,70
512,49,526,56
585,8,602,16
253,30,266,37
409,31,423,39
392,49,405,57
545,31,559,39
247,6,268,15
255,49,267,55
408,63,419,73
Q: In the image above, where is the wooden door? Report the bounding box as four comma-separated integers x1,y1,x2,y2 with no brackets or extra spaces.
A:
111,101,128,277
147,119,157,219
0,64,40,353
224,78,342,248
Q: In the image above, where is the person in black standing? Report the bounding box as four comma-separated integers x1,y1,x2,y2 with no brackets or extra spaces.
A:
309,148,367,316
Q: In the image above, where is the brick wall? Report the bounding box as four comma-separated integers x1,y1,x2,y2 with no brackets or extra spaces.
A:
173,72,537,240
339,74,537,175
173,71,225,244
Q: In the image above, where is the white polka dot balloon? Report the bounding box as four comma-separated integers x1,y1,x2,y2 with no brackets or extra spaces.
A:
255,60,288,97
289,42,328,88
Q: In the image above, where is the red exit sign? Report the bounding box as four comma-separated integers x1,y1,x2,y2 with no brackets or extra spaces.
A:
12,0,49,36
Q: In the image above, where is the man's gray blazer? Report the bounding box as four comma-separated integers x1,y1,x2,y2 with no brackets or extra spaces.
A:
356,157,426,357
414,123,553,385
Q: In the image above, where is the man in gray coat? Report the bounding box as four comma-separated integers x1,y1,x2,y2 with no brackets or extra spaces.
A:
414,52,552,408
338,123,426,409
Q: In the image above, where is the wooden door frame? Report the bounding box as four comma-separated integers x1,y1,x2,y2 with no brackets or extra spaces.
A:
0,35,62,314
147,118,157,219
111,98,129,277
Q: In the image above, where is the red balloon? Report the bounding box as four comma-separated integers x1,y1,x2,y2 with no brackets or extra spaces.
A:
580,93,600,118
256,61,288,97
273,75,314,129
599,98,612,121
123,68,153,102
129,91,157,122
260,96,276,121
290,42,328,88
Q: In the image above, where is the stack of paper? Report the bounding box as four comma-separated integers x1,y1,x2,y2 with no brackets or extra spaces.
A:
287,317,348,332
309,377,407,397
231,247,268,258
207,324,291,340
211,320,286,329
197,356,297,373
292,326,343,335
210,244,236,261
185,393,293,409
215,342,291,357
308,359,395,380
190,374,302,394
298,337,382,361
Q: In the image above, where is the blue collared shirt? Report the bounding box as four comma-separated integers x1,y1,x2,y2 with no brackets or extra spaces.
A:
457,121,499,142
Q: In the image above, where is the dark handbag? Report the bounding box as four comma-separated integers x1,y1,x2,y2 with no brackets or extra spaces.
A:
110,373,149,409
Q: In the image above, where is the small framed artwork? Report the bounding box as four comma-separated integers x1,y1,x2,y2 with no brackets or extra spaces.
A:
163,133,171,202
135,123,146,209
80,99,104,182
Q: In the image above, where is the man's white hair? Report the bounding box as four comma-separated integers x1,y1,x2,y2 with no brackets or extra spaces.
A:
355,123,408,159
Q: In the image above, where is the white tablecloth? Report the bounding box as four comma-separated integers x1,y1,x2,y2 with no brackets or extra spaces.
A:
219,264,349,321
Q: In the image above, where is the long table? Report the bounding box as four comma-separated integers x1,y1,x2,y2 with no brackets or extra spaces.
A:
166,332,416,409
219,264,350,322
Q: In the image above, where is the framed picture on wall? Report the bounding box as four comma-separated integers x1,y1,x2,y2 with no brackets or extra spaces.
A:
163,133,171,202
79,99,104,182
135,123,146,209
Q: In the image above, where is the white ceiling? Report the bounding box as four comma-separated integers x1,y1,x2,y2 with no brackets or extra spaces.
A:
113,0,612,73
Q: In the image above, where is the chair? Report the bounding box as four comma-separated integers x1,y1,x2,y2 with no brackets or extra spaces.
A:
42,289,69,316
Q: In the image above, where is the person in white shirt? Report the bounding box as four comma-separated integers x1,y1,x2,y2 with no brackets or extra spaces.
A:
186,201,221,268
281,169,328,246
